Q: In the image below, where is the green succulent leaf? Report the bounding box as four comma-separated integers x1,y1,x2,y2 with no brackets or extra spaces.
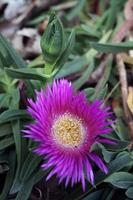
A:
104,172,133,189
126,186,133,199
0,150,16,200
0,136,14,150
90,41,133,53
53,29,75,73
0,109,30,124
0,34,34,98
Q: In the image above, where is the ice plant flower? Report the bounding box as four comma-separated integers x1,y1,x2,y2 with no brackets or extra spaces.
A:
24,80,113,190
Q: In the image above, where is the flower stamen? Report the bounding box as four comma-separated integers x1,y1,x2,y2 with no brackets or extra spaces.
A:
53,113,85,148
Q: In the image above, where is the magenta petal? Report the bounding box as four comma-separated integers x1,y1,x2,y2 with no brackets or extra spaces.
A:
81,173,86,191
97,138,117,145
84,157,94,185
89,153,108,174
46,169,56,181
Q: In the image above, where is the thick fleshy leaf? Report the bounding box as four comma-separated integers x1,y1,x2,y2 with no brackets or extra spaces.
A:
90,41,133,53
126,186,133,199
104,172,133,189
0,109,30,124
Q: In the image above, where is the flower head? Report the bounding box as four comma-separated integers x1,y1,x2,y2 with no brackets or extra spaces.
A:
24,80,113,190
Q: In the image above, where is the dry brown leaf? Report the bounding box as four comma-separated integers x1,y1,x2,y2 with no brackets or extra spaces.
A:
127,87,133,114
121,53,133,65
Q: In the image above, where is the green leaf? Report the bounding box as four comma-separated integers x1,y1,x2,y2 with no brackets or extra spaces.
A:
83,189,104,200
0,152,8,163
83,88,95,100
0,93,10,108
0,33,25,68
103,139,129,152
0,109,30,124
93,143,115,163
104,172,133,189
55,56,85,79
15,176,34,200
102,189,115,200
10,88,20,109
114,119,129,140
0,123,12,137
91,84,108,101
0,163,9,173
11,121,21,183
80,152,133,199
95,9,110,30
34,168,50,184
92,56,112,100
66,0,86,20
5,68,48,81
90,41,133,54
98,152,133,179
0,136,14,150
28,55,45,68
126,186,133,199
16,168,49,200
9,87,26,194
105,0,117,31
20,152,42,183
73,59,95,90
85,30,112,58
0,34,34,98
78,24,101,38
0,150,16,200
56,30,112,79
97,84,108,100
54,29,75,73
10,137,29,194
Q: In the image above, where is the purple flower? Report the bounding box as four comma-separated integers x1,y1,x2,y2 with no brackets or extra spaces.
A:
24,80,113,190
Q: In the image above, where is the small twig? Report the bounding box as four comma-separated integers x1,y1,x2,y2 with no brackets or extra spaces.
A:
116,54,131,120
115,0,133,148
112,20,133,43
116,54,133,148
116,53,133,148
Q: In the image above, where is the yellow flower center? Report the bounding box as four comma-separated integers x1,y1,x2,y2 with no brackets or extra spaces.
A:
53,113,85,148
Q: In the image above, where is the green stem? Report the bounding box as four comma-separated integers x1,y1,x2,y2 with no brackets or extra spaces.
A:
44,63,53,75
43,63,54,87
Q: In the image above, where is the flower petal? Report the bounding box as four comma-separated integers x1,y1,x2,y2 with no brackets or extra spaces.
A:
89,153,108,174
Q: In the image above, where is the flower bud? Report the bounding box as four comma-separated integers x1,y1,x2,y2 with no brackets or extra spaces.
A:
40,13,65,65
